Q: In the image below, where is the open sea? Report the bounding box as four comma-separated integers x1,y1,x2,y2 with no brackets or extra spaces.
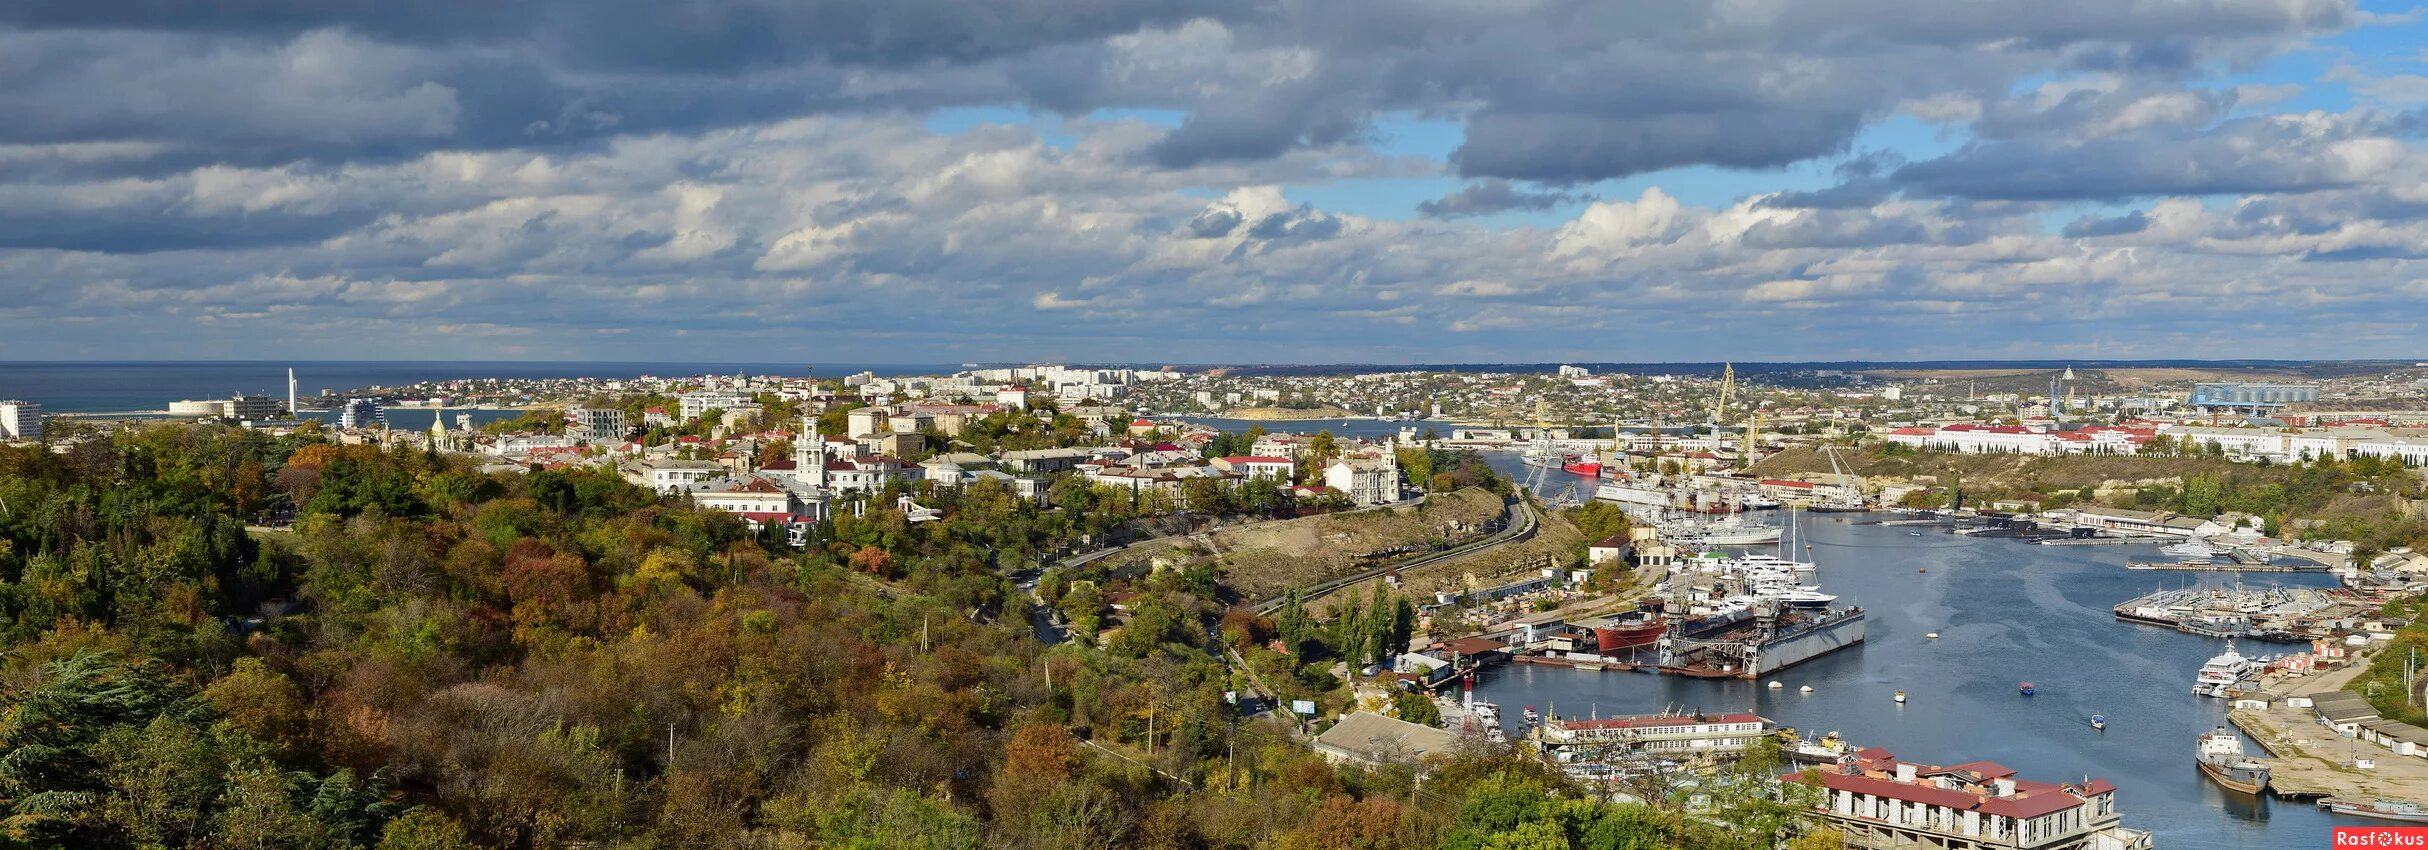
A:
0,361,960,415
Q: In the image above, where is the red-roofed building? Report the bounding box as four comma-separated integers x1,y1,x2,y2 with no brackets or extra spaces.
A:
1786,748,2149,850
1538,712,1769,755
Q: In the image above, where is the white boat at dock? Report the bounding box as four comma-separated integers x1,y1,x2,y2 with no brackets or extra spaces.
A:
2192,640,2257,697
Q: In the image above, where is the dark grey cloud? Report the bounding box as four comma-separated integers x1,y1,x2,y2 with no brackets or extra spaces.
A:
1891,112,2405,201
0,0,2362,183
2061,210,2150,237
1417,180,1581,218
0,0,1238,72
1453,109,1869,183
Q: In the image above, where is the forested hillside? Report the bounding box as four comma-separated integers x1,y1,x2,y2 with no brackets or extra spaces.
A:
0,424,1807,849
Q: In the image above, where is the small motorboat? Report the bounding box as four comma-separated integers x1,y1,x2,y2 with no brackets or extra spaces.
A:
2090,714,2106,731
1893,690,1907,704
2019,682,2036,696
1908,531,1923,537
1924,632,1940,640
1768,681,1784,689
1799,685,1814,694
1918,568,1927,573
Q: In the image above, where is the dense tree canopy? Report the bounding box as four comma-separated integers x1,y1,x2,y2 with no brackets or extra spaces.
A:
0,423,1781,849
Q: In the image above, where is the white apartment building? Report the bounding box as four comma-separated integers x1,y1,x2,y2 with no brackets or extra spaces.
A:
620,459,727,494
0,400,40,441
677,391,749,422
1324,458,1400,505
2159,426,2289,459
2289,428,2390,461
1211,456,1295,480
2353,436,2428,465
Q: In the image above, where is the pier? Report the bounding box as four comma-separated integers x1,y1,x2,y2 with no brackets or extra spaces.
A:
2228,652,2428,806
2125,561,2327,572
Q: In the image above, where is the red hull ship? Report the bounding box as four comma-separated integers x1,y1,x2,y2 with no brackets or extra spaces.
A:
1563,459,1603,477
1593,615,1667,653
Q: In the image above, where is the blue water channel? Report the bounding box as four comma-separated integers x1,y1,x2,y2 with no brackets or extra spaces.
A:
1466,505,2369,846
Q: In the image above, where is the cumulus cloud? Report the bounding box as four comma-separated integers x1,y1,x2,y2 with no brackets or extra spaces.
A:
5,0,2428,361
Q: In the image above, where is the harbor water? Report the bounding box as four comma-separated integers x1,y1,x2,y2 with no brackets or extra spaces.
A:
1468,506,2368,846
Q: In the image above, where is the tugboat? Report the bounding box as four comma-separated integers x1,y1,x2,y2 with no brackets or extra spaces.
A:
1522,706,1541,726
2090,714,2106,731
2019,682,2036,696
2198,727,2270,794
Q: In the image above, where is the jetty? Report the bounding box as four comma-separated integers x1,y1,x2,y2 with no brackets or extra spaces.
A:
2111,585,2345,642
2229,650,2428,806
2125,561,2326,573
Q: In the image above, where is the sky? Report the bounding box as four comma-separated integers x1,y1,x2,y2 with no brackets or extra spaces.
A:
4,1,2428,364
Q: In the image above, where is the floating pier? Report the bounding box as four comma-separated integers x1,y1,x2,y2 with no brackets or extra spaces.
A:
2125,561,2324,572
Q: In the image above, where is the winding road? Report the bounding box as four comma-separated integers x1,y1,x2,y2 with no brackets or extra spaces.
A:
1250,495,1540,615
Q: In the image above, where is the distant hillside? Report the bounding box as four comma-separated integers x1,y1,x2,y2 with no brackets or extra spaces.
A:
1754,445,2424,543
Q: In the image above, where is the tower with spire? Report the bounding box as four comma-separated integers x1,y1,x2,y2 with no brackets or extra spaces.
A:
793,414,828,489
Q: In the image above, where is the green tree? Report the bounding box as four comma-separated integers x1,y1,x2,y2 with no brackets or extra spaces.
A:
377,807,481,850
1392,692,1441,726
0,650,209,842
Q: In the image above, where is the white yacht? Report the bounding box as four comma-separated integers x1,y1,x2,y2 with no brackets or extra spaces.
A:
1665,514,1783,546
2162,539,2222,558
2193,640,2258,697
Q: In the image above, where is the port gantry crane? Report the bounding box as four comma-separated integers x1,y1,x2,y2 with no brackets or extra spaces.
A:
1521,399,1555,497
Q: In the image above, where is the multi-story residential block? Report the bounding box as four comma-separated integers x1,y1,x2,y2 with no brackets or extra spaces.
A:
0,400,41,441
677,391,748,422
569,407,628,441
228,394,283,420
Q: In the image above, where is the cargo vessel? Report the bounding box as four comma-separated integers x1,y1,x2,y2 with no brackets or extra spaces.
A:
2196,727,2268,794
1589,612,1668,653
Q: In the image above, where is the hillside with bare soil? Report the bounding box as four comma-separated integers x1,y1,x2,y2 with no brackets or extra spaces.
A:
1091,488,1509,599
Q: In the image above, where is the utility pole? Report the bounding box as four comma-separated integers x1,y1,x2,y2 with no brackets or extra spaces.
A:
666,723,676,767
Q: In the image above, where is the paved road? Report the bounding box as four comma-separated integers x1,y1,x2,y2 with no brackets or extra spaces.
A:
1250,496,1540,615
